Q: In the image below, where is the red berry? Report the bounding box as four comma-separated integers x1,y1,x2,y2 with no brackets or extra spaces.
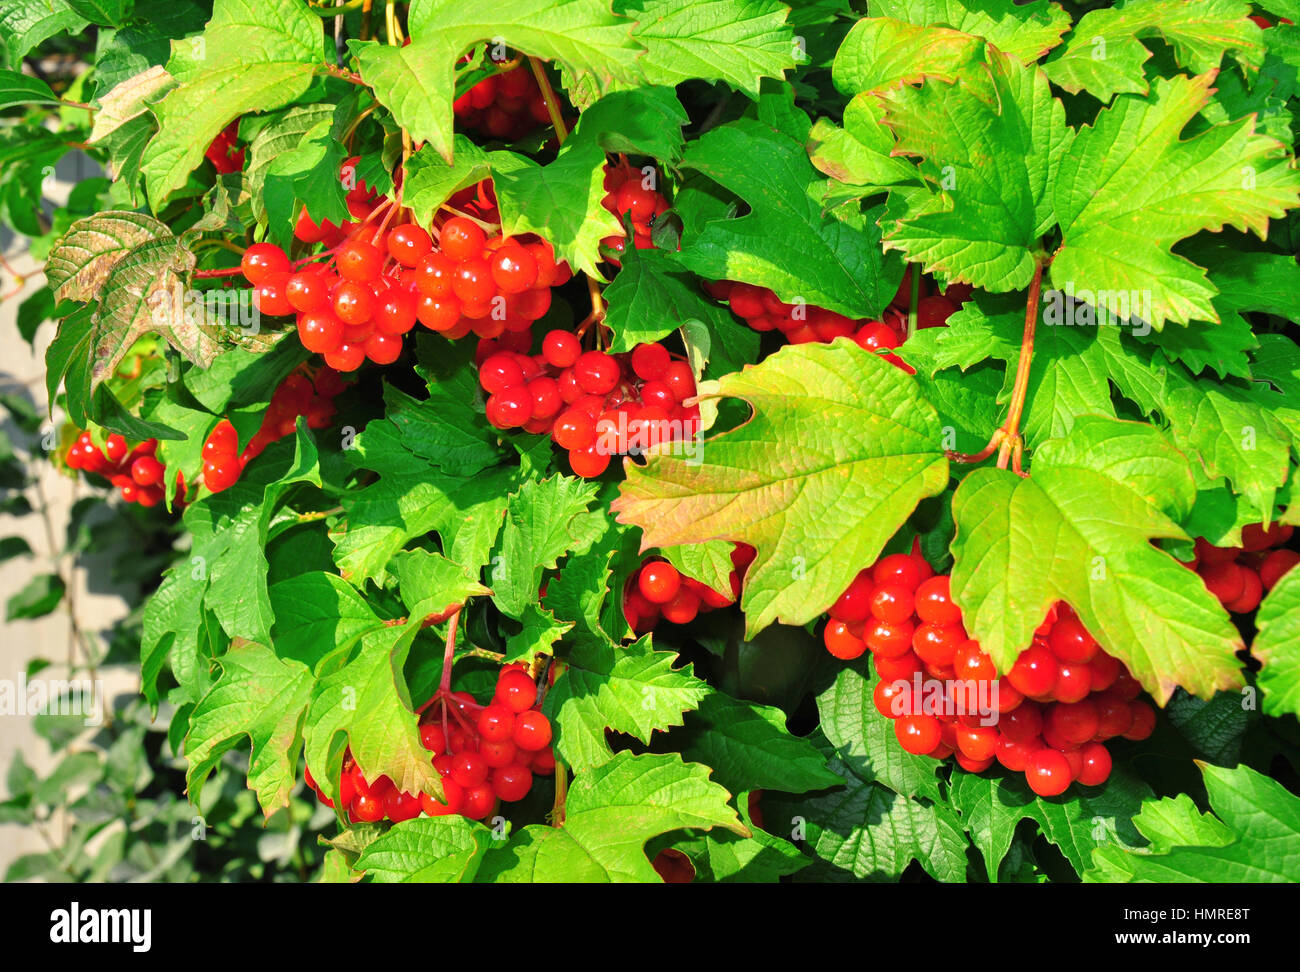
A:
1200,561,1246,605
254,272,293,316
495,669,538,713
638,562,681,605
872,553,929,592
869,585,915,624
332,281,374,325
912,622,963,668
824,619,867,660
1044,699,1100,746
1025,748,1072,797
420,723,446,753
569,444,611,478
574,351,621,395
1261,549,1300,590
542,330,581,368
1007,643,1058,698
419,779,465,816
489,244,538,294
337,240,383,282
1048,615,1099,663
388,223,433,267
450,751,488,788
441,217,487,261
512,710,552,751
952,639,996,682
1123,701,1156,740
829,571,874,623
1052,662,1093,703
480,352,525,394
460,783,496,820
865,618,915,658
298,312,344,352
1076,742,1112,786
477,704,516,743
630,342,671,381
914,575,961,624
130,455,164,486
1222,568,1263,614
491,763,533,802
894,714,942,755
240,242,290,284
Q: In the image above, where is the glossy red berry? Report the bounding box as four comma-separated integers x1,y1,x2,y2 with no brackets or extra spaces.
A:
240,242,290,284
512,710,552,751
638,561,681,604
477,704,516,743
495,669,538,713
440,217,487,261
894,714,941,755
914,575,961,624
491,763,533,802
1025,748,1072,797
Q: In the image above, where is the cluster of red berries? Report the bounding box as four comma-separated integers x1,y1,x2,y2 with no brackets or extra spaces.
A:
63,431,176,507
241,186,570,371
1188,523,1297,615
824,549,1154,797
622,544,756,632
600,160,669,260
306,665,554,823
453,63,552,140
704,270,969,368
475,332,701,478
204,120,244,175
200,367,343,493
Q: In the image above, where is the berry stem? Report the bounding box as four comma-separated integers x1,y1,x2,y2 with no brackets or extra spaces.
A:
550,760,567,827
995,256,1045,471
438,608,460,695
907,266,920,341
321,62,367,87
528,56,568,144
193,266,245,279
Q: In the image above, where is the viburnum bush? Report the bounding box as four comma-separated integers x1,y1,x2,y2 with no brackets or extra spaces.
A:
6,0,1300,885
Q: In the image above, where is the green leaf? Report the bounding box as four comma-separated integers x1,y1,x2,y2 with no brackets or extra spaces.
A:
244,102,337,223
1043,0,1265,100
675,119,900,318
370,0,643,162
490,475,603,620
260,118,350,246
269,572,386,669
768,755,970,882
0,0,88,66
475,752,746,882
491,131,622,281
304,622,441,801
391,549,491,621
355,816,494,882
65,0,132,26
616,0,796,95
1254,564,1300,719
668,792,808,882
87,65,172,143
831,15,988,96
614,341,949,637
871,0,1071,64
141,0,324,205
0,536,32,564
184,641,313,816
45,210,170,303
402,137,494,227
1087,763,1300,882
569,85,688,162
659,538,734,598
817,656,944,801
1051,72,1300,330
543,635,711,773
0,68,59,109
604,246,746,356
333,421,513,586
950,763,1154,879
950,416,1245,702
682,691,842,795
6,574,65,621
878,48,1067,292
